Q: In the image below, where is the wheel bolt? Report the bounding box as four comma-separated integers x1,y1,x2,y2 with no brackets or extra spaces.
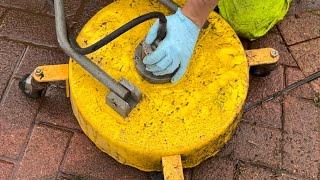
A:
35,69,43,77
271,50,279,58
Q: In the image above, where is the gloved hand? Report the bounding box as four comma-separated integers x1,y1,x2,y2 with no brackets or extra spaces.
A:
143,8,200,83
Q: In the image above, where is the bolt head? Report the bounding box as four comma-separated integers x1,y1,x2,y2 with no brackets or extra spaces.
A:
271,50,279,58
35,69,43,76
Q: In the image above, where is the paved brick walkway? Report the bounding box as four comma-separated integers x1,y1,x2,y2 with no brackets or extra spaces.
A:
0,0,319,179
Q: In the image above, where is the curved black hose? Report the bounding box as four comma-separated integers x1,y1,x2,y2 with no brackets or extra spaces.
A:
69,12,167,55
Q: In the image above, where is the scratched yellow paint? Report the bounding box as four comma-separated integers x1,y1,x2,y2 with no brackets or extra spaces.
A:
69,0,249,171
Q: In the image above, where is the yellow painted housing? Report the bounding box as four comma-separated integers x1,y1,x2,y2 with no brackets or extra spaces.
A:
69,0,249,171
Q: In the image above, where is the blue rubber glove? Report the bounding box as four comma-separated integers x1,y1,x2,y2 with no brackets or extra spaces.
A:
143,8,200,83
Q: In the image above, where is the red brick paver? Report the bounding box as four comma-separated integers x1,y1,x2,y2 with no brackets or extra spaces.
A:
192,158,235,180
238,164,275,180
288,0,320,15
0,10,57,47
231,123,282,168
284,96,319,135
0,80,40,159
286,67,315,98
0,161,14,180
282,132,319,179
0,0,49,14
61,133,148,180
15,46,68,77
36,87,81,131
0,39,26,98
0,0,319,179
250,27,297,67
14,125,72,179
244,66,284,129
278,11,320,45
0,6,5,17
289,38,320,92
276,172,304,180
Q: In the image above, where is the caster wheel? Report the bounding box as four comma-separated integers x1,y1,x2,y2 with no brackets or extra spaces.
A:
149,172,164,180
250,63,277,77
214,6,219,13
19,74,47,99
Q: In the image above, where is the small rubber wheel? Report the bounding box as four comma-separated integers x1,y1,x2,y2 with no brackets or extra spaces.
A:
214,6,219,13
19,74,46,99
250,63,277,77
148,172,164,180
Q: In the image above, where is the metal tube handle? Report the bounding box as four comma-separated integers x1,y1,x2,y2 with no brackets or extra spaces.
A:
54,0,130,99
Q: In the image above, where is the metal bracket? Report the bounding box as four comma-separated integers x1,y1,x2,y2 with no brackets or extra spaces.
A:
246,48,280,77
19,64,69,99
106,79,142,117
53,0,142,117
32,64,69,82
162,155,184,180
246,48,279,67
31,64,69,97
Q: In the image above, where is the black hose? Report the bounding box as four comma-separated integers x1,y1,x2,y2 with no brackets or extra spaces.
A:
69,12,167,55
